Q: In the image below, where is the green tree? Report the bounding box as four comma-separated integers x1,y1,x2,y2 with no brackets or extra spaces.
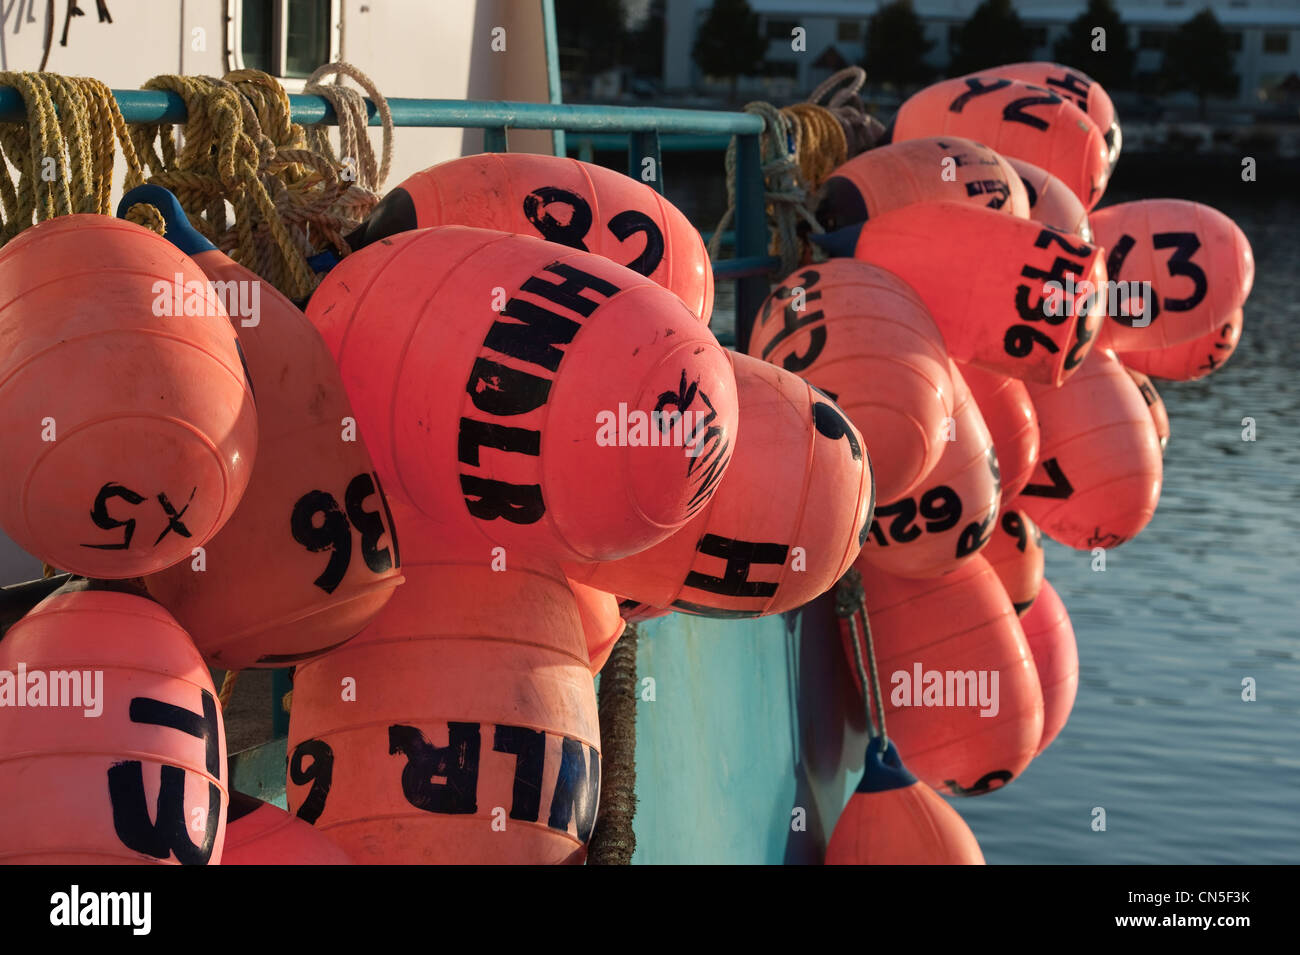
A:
864,0,934,90
692,0,768,99
1162,8,1239,116
1053,0,1133,89
948,0,1033,76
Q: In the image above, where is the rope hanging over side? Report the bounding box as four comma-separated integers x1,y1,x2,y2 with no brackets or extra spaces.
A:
834,567,889,749
588,623,638,865
128,65,393,300
0,71,143,245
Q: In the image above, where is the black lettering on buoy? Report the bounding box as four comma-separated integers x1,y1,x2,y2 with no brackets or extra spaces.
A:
490,298,583,374
153,487,196,545
289,738,334,824
813,401,862,461
290,489,352,594
344,472,395,574
389,722,481,815
1043,70,1091,110
948,77,1012,113
607,209,665,276
684,534,788,599
520,263,619,319
945,770,1013,796
522,187,593,251
457,418,542,467
494,725,546,822
547,739,600,843
465,357,553,416
459,476,545,525
106,689,222,864
84,482,146,550
1020,457,1073,499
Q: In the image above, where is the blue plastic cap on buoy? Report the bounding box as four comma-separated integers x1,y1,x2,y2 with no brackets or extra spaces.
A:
854,736,919,794
116,184,217,257
809,222,862,258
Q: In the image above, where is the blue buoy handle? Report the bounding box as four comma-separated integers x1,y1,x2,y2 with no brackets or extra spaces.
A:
116,184,217,257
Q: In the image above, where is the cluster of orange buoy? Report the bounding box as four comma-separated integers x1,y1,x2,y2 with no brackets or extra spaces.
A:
808,61,1253,864
0,61,1253,866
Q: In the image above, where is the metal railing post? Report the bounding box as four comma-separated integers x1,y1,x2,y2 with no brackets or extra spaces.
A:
733,132,769,354
628,130,663,195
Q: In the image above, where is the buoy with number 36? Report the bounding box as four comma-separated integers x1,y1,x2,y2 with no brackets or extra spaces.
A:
123,187,404,670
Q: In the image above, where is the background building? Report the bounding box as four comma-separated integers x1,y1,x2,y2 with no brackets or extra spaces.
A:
664,0,1300,108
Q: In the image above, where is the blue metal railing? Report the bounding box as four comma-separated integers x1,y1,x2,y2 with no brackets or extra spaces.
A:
0,87,776,352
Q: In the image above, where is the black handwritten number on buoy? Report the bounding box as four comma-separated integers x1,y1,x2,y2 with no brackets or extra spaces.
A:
522,186,592,250
1020,457,1074,499
948,76,1011,112
291,472,395,594
521,187,665,276
955,509,996,558
289,739,334,825
946,770,1013,796
759,269,826,373
607,210,665,276
1044,70,1091,111
1006,229,1091,359
1002,511,1029,552
1152,232,1207,312
868,486,962,546
1001,85,1064,131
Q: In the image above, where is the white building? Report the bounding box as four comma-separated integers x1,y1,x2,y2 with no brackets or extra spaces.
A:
664,0,1300,105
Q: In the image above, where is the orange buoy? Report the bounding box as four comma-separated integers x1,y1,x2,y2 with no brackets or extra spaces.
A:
221,791,352,865
859,360,1000,579
844,200,1106,385
307,225,738,564
617,598,672,624
287,501,599,864
748,259,954,503
0,215,257,578
982,506,1045,617
120,187,403,669
1021,579,1078,755
840,555,1044,797
570,579,624,674
1120,307,1243,382
348,152,714,324
1123,366,1170,454
965,62,1121,170
814,136,1028,233
567,351,873,617
959,361,1040,503
0,583,227,864
891,76,1110,208
1091,199,1254,353
825,738,985,865
1005,156,1091,240
1019,348,1162,550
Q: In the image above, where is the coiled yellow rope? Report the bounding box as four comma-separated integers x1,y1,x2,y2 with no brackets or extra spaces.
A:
0,71,144,245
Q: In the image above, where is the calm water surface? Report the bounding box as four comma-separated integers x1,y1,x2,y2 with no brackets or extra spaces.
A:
667,160,1300,863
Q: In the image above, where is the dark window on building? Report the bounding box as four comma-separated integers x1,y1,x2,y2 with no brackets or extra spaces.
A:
1139,29,1171,51
838,20,862,43
766,18,798,40
1264,31,1290,54
241,0,274,73
240,0,333,77
284,0,332,77
1226,31,1243,52
1027,26,1047,48
759,60,799,78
